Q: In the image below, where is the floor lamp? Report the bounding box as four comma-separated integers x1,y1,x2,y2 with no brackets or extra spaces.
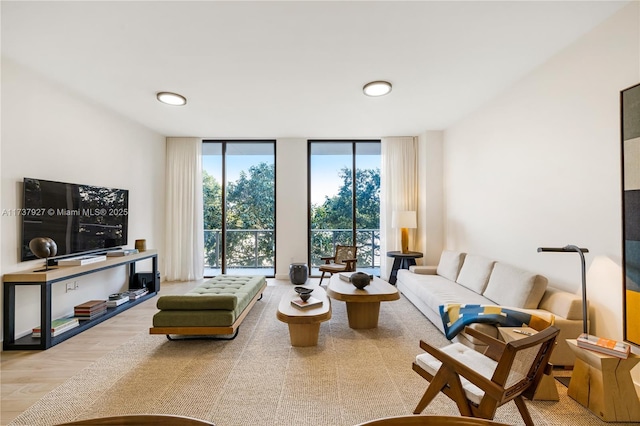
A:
538,245,589,335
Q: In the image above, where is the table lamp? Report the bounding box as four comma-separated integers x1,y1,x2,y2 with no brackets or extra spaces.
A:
537,245,589,334
392,210,417,254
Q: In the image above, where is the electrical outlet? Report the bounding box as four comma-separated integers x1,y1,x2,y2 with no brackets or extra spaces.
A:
65,281,79,292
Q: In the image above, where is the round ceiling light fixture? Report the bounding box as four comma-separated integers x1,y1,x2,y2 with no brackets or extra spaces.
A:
363,80,392,97
156,91,187,106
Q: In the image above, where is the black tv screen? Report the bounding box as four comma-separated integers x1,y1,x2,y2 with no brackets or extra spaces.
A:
21,178,129,261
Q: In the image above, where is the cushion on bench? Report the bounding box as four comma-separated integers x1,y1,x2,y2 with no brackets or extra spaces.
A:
152,275,265,328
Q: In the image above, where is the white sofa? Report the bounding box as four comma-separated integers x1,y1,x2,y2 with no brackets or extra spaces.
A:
396,250,586,366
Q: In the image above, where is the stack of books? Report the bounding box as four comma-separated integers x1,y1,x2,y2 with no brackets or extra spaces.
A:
74,300,107,321
106,293,129,308
291,296,323,310
126,288,148,301
32,317,79,337
576,333,631,359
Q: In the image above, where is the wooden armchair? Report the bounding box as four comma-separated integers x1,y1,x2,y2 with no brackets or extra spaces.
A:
412,326,559,426
318,244,357,285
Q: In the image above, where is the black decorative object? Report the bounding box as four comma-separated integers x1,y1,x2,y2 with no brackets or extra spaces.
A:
29,237,57,271
294,286,313,302
350,272,371,290
289,263,308,285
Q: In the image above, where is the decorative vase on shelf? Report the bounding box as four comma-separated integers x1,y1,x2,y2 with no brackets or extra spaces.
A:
289,263,308,285
350,272,371,289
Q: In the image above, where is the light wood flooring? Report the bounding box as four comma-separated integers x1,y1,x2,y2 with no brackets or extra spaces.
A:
0,278,292,425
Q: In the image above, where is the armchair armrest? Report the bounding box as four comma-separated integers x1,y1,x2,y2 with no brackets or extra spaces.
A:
342,258,357,271
409,266,437,275
320,256,336,264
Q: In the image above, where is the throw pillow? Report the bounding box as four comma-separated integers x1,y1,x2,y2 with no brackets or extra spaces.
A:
436,250,466,282
456,254,495,294
482,262,548,309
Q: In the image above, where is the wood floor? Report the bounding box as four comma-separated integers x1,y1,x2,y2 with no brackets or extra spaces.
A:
0,278,289,425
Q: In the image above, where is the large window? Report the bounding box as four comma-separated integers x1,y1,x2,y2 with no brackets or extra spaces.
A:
202,141,275,277
308,140,381,276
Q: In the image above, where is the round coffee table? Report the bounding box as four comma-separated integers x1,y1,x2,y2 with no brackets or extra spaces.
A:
276,285,331,347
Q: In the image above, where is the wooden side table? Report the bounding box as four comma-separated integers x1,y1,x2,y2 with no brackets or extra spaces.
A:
566,339,640,422
497,327,559,401
386,251,423,284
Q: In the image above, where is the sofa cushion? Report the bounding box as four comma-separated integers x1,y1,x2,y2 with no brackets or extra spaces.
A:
436,250,466,282
456,254,495,294
482,263,548,309
405,274,494,315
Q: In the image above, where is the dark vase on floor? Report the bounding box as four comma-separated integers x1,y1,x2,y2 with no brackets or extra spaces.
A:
289,263,308,285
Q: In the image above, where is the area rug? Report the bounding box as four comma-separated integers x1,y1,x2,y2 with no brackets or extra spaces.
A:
9,283,617,426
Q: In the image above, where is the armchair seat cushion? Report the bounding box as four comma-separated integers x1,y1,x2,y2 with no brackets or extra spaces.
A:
416,343,499,405
319,263,348,273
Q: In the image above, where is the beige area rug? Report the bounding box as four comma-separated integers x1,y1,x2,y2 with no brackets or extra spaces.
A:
9,284,624,426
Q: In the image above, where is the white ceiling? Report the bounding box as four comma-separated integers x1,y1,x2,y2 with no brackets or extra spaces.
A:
2,1,630,138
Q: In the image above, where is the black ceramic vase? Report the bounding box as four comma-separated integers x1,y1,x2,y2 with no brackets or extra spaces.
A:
289,263,308,285
350,272,371,289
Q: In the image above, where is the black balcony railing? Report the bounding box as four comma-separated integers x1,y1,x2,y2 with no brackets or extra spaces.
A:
204,228,380,276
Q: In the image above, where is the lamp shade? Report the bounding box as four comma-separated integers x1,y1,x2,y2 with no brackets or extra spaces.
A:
392,211,417,229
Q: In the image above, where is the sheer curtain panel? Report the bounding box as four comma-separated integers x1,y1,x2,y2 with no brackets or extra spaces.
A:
165,137,204,281
380,136,419,279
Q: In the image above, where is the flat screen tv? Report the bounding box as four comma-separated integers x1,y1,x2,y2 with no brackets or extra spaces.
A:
21,178,129,262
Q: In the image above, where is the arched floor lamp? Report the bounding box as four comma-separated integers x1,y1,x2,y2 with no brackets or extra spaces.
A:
537,245,589,335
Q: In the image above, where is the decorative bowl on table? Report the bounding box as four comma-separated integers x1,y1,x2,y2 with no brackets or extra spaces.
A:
350,272,371,289
294,286,313,302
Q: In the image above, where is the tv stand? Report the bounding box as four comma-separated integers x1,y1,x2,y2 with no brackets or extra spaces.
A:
3,250,159,351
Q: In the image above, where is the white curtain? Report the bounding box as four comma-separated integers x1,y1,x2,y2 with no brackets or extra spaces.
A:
164,137,204,281
380,136,418,279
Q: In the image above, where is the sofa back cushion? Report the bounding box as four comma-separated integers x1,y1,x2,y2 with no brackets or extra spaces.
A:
437,250,466,282
455,254,495,294
482,262,548,309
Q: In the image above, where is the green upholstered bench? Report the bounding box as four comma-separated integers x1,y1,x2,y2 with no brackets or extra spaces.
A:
149,275,266,340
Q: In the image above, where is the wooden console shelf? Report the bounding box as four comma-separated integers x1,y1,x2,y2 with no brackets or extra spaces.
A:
3,250,159,351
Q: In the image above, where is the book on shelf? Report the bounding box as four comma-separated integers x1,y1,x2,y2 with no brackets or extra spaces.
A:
106,297,129,308
128,289,149,300
576,333,631,359
108,292,129,301
338,271,374,282
32,317,79,337
291,296,323,310
74,300,107,311
57,255,107,266
106,249,139,257
75,309,107,321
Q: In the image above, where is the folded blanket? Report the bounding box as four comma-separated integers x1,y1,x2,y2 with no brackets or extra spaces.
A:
440,303,554,340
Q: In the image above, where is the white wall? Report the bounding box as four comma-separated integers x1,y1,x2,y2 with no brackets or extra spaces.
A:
443,3,639,340
1,59,166,341
274,138,309,280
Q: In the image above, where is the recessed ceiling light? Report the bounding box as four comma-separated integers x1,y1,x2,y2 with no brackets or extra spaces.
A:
363,81,392,97
156,92,187,106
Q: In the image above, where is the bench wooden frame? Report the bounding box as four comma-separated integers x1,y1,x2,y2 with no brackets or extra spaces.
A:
149,282,266,340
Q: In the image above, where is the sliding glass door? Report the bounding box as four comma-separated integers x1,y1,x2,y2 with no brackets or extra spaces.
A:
202,141,275,277
308,141,380,276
